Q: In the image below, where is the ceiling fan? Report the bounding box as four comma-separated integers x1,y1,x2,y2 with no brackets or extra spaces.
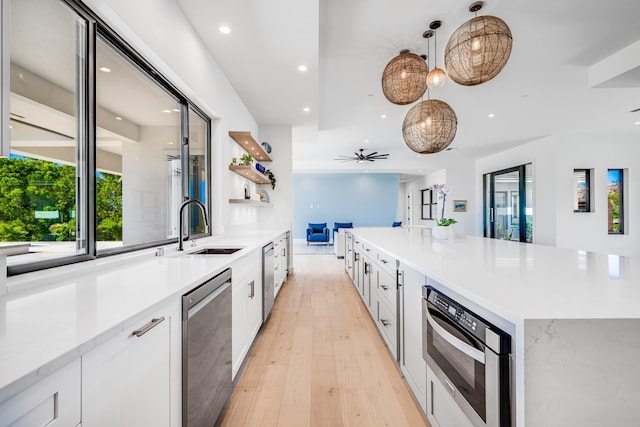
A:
334,148,389,163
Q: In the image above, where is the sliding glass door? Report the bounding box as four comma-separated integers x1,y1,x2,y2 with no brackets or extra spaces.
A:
484,164,533,242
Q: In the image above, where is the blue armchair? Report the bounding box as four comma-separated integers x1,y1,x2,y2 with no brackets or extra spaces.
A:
332,222,353,242
306,222,330,245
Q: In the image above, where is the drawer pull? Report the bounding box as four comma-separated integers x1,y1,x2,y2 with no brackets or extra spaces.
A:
248,280,255,299
380,319,391,327
365,248,370,252
381,259,388,264
381,285,388,291
131,317,165,338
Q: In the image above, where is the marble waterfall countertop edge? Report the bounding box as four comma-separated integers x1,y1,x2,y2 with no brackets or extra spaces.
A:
349,227,640,322
0,229,287,403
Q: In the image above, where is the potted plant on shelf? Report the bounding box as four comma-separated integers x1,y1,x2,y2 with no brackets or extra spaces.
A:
240,153,254,166
431,183,457,240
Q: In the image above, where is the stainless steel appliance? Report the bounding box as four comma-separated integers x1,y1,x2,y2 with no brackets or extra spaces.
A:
262,242,275,321
182,269,232,427
422,286,511,427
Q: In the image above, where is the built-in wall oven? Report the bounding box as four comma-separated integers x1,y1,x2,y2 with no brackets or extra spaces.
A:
422,285,512,427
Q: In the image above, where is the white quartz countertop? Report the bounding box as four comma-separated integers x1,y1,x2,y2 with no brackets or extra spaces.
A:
0,229,286,403
351,227,640,322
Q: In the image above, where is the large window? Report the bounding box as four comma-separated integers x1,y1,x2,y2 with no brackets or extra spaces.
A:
483,164,533,243
1,0,211,273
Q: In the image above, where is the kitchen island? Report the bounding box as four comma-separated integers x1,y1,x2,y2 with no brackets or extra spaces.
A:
349,227,640,427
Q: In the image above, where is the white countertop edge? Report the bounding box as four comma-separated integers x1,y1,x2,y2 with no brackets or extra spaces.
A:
0,229,288,403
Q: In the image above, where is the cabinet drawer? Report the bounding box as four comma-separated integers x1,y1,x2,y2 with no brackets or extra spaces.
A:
376,268,396,314
376,299,397,360
0,359,81,427
376,250,396,276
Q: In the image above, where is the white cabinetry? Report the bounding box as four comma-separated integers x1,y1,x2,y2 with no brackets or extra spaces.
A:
426,365,474,427
399,262,427,412
82,302,178,427
345,232,354,279
0,359,80,427
231,249,263,378
274,233,288,297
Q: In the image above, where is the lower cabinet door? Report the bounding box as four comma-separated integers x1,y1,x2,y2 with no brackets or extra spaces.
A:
0,359,80,427
426,365,474,427
82,311,171,427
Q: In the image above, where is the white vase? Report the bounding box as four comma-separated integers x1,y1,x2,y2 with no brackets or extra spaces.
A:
432,225,454,240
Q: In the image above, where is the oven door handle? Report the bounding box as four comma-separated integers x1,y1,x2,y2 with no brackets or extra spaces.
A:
426,306,486,364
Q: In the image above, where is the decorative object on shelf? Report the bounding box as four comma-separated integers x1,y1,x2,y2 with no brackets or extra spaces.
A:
258,190,270,203
424,21,447,88
255,163,266,173
334,148,389,163
261,142,272,153
240,152,254,166
453,200,467,212
402,99,457,153
230,157,238,166
445,1,513,86
265,169,276,190
244,184,250,200
431,184,457,239
381,50,428,105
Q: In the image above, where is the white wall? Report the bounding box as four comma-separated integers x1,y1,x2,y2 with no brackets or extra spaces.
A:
554,133,639,255
256,126,293,232
477,133,639,255
84,0,260,234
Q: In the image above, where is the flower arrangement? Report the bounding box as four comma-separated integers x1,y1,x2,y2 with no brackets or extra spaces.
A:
431,184,458,227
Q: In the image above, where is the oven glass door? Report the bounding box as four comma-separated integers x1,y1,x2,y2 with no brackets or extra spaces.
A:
426,302,487,422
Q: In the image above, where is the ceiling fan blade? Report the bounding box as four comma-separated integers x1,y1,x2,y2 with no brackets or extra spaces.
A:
367,151,378,157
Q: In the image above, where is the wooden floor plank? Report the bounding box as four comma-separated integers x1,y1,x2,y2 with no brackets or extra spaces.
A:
221,254,428,427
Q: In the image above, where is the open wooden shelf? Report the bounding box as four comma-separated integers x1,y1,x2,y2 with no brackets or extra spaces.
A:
229,131,272,162
228,165,271,184
229,199,273,207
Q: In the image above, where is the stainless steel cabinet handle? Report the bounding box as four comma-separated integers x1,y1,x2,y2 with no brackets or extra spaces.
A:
248,280,255,299
131,317,165,338
364,263,369,274
380,319,391,327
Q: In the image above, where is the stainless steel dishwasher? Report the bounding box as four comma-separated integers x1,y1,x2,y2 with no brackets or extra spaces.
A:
262,242,275,321
182,268,232,427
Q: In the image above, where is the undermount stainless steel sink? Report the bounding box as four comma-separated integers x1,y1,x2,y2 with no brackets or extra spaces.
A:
191,247,243,255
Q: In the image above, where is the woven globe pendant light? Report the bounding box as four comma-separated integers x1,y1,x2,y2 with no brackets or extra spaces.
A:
444,1,512,86
382,50,428,105
402,99,457,154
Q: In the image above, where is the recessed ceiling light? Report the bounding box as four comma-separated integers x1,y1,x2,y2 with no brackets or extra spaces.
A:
99,67,111,73
417,154,421,158
303,107,311,112
161,109,171,113
381,114,387,119
172,108,180,112
219,26,231,34
298,65,308,72
634,121,640,125
488,113,495,118
115,116,122,120
364,139,369,143
168,142,174,145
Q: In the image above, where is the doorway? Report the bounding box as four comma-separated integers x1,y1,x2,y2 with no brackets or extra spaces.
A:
483,164,533,242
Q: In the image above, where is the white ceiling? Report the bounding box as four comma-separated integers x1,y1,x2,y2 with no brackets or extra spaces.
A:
176,0,640,176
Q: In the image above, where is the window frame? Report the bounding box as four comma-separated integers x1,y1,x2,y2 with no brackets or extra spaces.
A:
4,0,211,275
607,168,624,235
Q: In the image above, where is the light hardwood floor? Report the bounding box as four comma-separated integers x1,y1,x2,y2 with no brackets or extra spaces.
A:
221,255,429,427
